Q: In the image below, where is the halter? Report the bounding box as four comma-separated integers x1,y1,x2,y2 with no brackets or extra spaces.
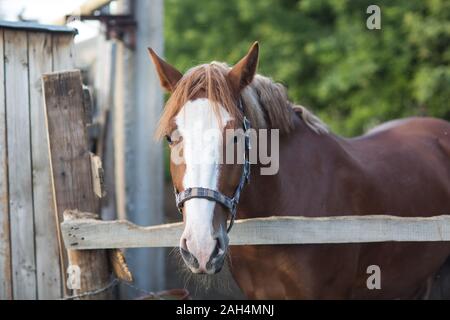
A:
173,99,251,233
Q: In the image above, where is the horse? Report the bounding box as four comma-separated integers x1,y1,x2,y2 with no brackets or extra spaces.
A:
148,42,450,299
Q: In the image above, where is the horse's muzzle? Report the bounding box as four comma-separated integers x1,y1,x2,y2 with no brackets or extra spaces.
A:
180,237,227,274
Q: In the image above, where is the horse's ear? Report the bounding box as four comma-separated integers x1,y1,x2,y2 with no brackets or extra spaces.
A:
228,42,259,94
147,48,183,92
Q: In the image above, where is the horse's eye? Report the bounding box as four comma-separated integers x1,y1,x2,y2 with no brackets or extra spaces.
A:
165,135,173,144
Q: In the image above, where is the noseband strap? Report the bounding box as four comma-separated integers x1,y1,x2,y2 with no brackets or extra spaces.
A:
173,99,251,233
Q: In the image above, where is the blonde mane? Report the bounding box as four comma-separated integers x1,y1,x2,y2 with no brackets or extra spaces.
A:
155,62,328,138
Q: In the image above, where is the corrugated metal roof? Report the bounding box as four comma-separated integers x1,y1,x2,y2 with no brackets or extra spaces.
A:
0,20,77,34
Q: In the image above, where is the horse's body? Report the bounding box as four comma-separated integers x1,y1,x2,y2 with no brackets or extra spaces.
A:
148,42,450,299
231,116,450,299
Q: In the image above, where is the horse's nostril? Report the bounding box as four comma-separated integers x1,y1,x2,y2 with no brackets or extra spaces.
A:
191,256,199,269
180,246,199,269
180,246,190,260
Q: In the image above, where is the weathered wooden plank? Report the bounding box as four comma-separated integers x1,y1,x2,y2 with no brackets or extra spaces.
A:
43,71,99,215
61,214,450,250
28,32,62,299
52,34,75,71
43,70,111,299
4,30,36,299
0,28,13,300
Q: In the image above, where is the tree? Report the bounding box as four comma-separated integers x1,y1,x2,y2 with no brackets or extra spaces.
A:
165,0,450,136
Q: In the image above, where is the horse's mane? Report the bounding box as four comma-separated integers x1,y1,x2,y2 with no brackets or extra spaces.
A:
155,62,328,138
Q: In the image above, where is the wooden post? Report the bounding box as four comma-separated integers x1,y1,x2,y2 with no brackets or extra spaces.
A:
43,70,112,299
113,0,165,294
113,0,134,221
132,0,166,293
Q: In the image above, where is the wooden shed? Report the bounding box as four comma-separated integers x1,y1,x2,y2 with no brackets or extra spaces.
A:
0,21,76,299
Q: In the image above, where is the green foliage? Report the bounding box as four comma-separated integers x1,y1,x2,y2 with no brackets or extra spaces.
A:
164,0,450,136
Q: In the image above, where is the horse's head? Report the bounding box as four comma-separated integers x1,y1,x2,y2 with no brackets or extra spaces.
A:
148,43,259,274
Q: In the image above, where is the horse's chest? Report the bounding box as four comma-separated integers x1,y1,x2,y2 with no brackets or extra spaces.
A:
228,247,310,299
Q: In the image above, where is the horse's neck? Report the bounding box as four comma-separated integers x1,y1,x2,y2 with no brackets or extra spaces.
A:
238,118,354,218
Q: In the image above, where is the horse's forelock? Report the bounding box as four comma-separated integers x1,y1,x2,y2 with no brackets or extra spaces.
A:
155,63,241,139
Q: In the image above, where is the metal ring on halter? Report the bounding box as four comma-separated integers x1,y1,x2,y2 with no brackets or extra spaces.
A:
173,98,251,233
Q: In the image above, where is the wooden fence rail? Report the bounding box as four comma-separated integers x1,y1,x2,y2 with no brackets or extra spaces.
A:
61,212,450,250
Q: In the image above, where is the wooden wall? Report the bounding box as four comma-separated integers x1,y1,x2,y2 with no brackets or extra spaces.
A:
0,26,75,300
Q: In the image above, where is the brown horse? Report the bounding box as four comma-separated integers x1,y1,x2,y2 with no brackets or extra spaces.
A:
148,42,450,299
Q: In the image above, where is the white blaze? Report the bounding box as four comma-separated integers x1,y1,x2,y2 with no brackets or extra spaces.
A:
175,98,231,266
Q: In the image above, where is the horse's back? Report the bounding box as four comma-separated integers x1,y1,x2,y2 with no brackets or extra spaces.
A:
365,116,450,139
347,117,450,203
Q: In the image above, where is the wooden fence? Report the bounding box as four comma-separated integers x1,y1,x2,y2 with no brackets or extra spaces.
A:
0,21,76,300
61,214,450,250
